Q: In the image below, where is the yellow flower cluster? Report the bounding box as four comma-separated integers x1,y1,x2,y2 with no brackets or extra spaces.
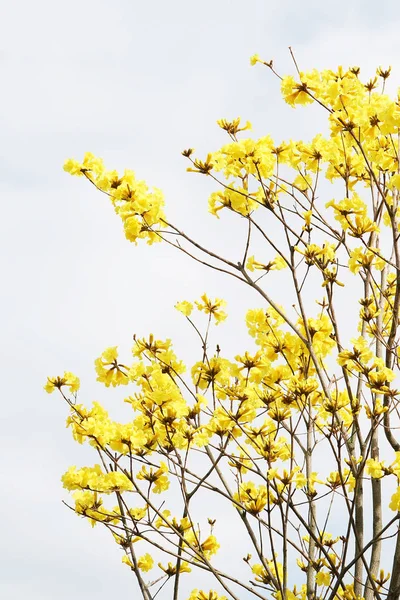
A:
45,371,80,394
62,464,133,493
188,591,227,600
175,294,227,324
95,346,130,387
356,273,398,338
234,481,273,514
154,509,219,561
136,462,170,494
72,490,118,526
64,153,166,244
246,254,287,273
252,558,283,585
338,337,397,395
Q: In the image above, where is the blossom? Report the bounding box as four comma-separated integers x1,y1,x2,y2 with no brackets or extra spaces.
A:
188,591,227,600
250,54,261,66
175,300,193,316
366,458,385,479
389,487,400,511
137,462,170,494
44,371,80,394
158,561,192,575
95,346,129,387
138,553,154,572
316,571,331,587
195,294,227,324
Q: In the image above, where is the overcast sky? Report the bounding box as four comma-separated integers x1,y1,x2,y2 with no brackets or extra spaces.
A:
3,0,400,598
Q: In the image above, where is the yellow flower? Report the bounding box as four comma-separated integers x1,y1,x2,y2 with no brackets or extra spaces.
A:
298,314,335,358
234,481,270,514
390,487,400,511
64,154,166,245
128,506,148,521
316,571,331,587
158,561,192,575
217,117,252,134
388,174,400,190
62,465,133,493
293,173,313,191
187,153,214,174
295,471,322,493
365,398,388,419
348,247,385,274
252,559,283,584
366,458,385,479
281,75,314,107
337,336,374,372
137,462,170,494
273,255,288,270
303,210,313,227
250,54,261,66
246,255,265,272
175,300,193,316
246,255,287,272
95,346,129,387
188,590,227,600
63,158,85,176
138,553,154,572
81,152,105,174
44,371,80,394
199,535,220,558
122,555,134,569
367,365,396,394
195,294,227,324
390,452,400,478
295,472,307,489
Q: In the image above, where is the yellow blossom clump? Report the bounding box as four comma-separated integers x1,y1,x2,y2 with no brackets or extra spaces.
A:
136,462,170,494
234,481,271,515
217,117,252,135
66,401,113,447
95,346,129,387
158,561,192,576
252,559,283,584
191,356,233,391
195,535,220,559
137,553,154,572
64,154,166,244
175,300,194,316
188,591,227,600
250,53,262,66
211,136,275,180
390,488,400,511
44,371,80,394
195,294,227,324
281,75,315,107
246,254,287,272
63,152,105,178
366,458,387,479
122,555,135,569
62,464,133,493
316,571,331,587
337,336,375,373
348,247,386,274
72,490,118,527
298,314,336,358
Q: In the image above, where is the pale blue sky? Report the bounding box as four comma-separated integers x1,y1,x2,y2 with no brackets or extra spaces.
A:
2,0,400,598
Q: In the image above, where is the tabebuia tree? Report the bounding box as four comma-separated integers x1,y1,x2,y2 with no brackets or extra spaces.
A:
47,53,400,600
